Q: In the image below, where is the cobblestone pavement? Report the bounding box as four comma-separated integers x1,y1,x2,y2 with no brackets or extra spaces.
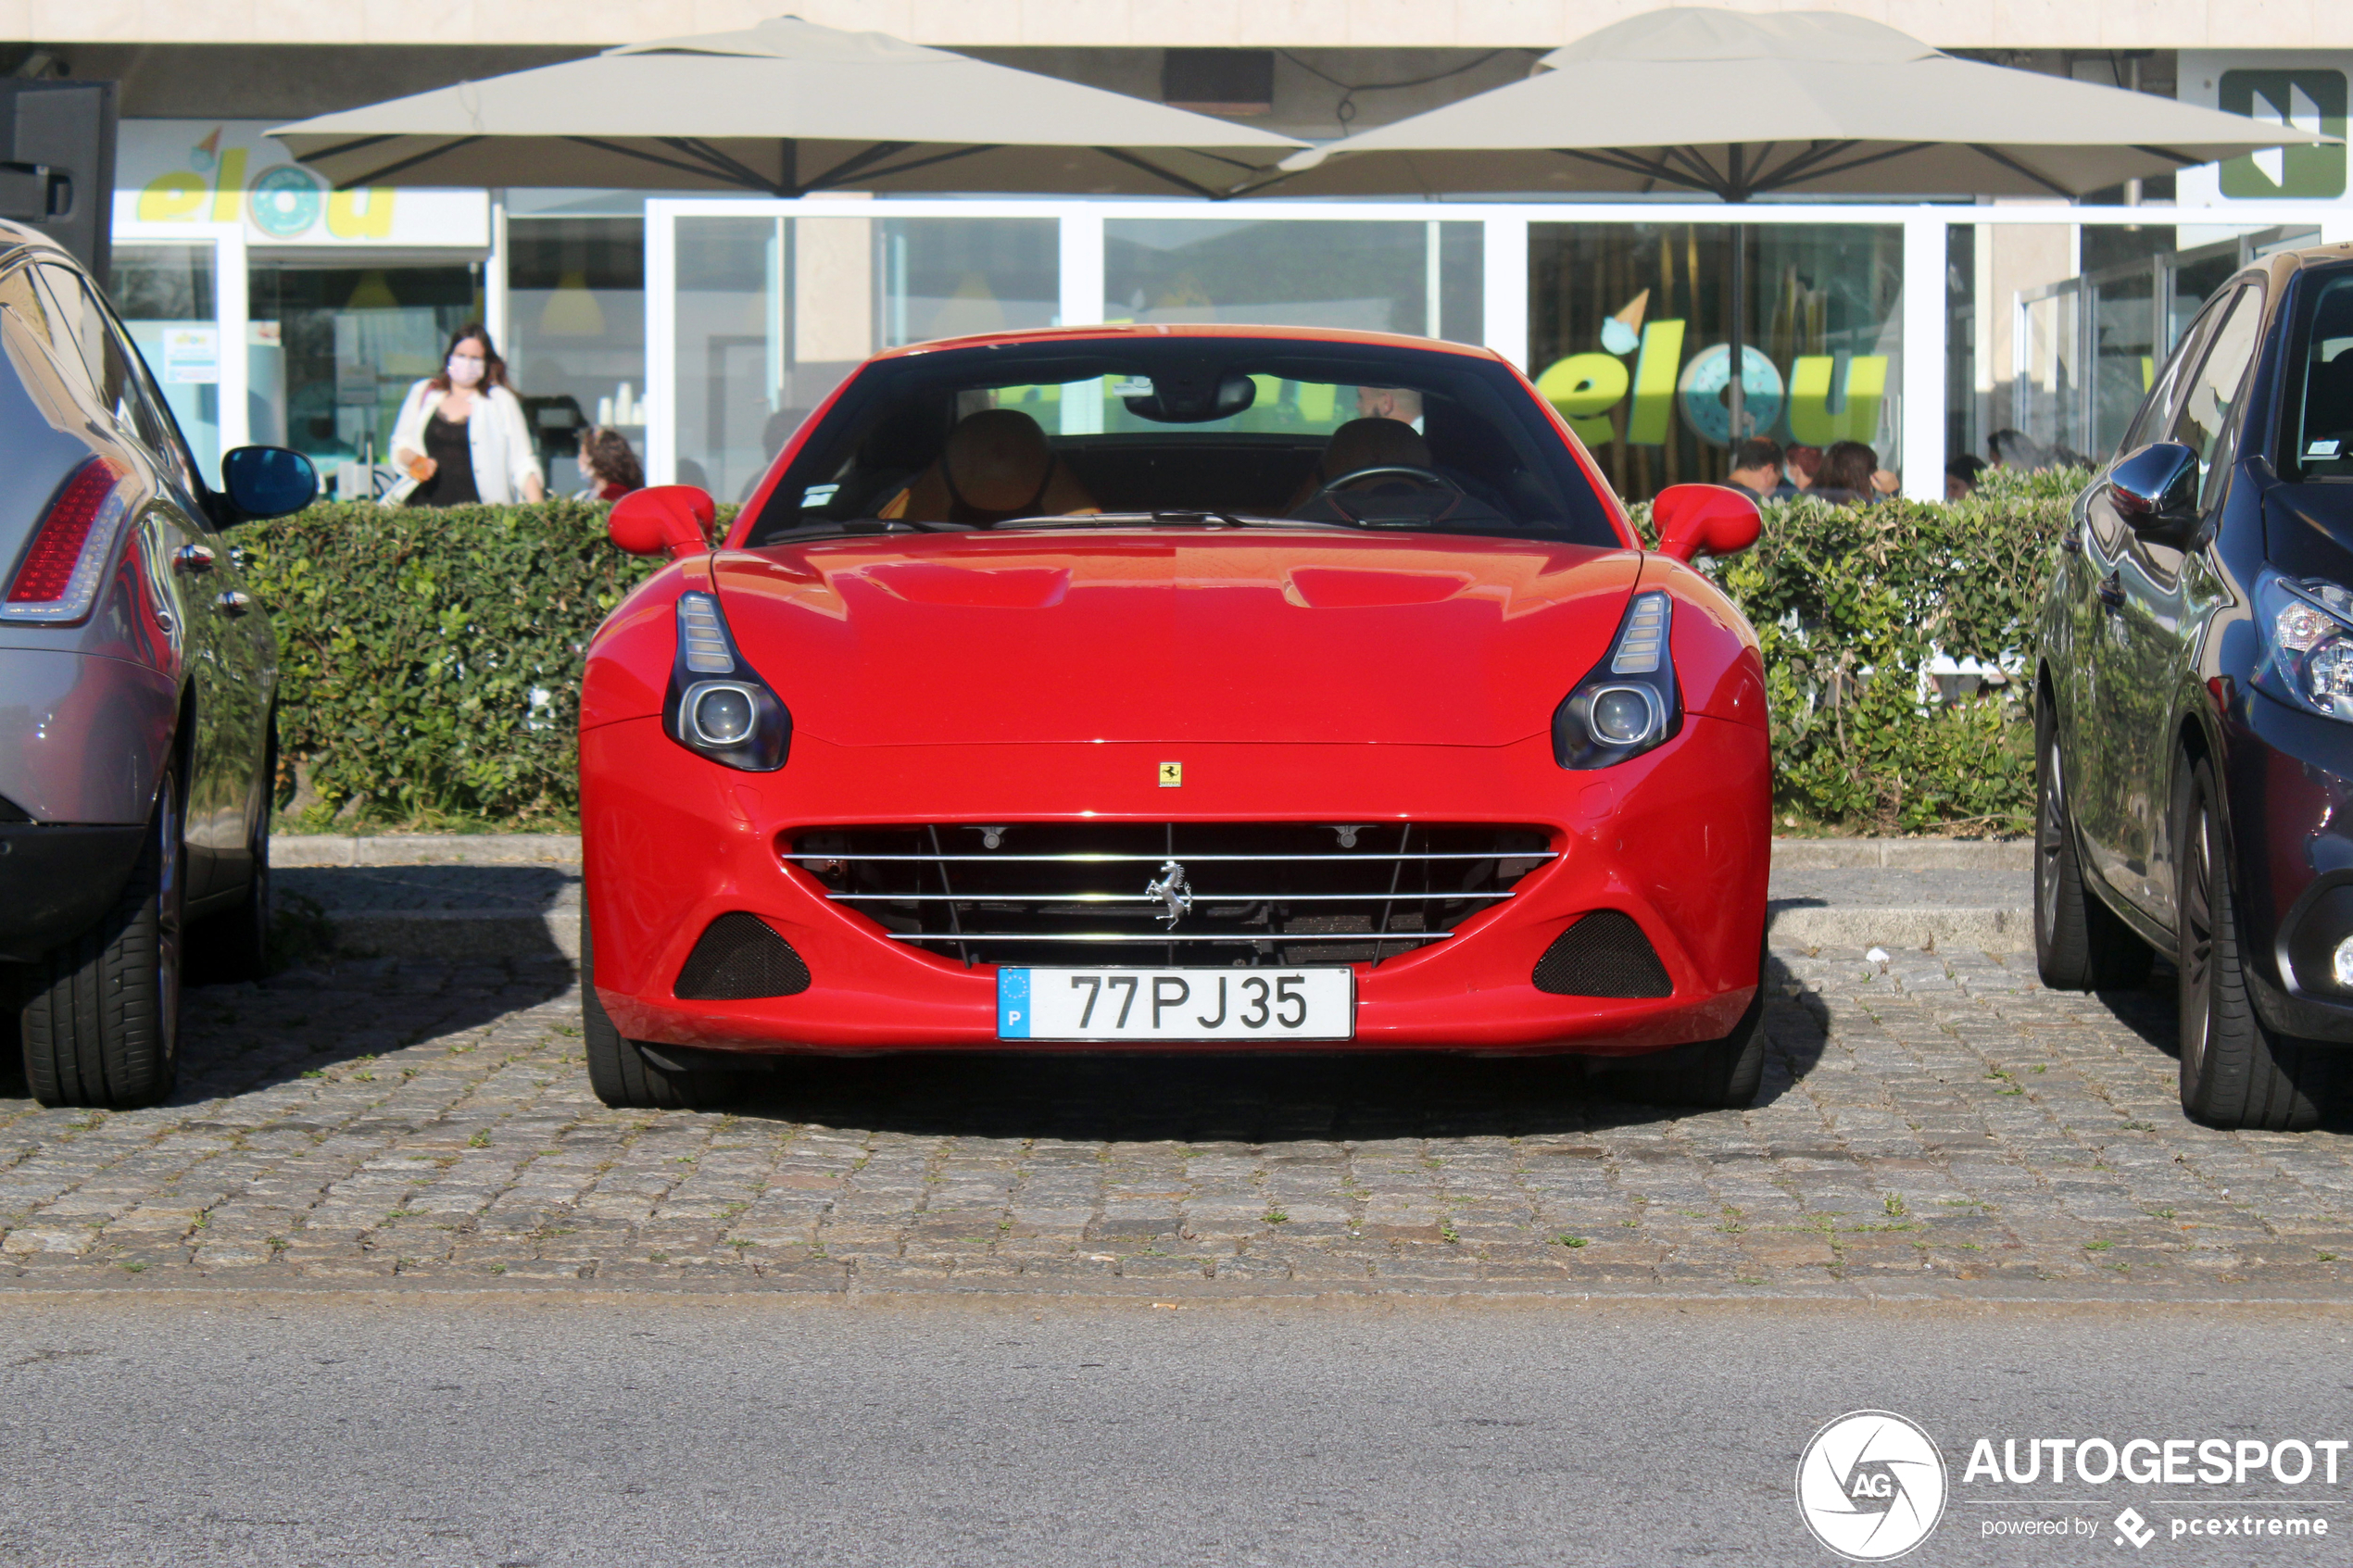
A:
2,935,2352,1298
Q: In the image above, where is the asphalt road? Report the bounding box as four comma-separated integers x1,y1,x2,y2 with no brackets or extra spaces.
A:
2,1294,2349,1566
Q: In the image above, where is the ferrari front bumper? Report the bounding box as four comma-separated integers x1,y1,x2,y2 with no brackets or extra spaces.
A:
580,715,1770,1057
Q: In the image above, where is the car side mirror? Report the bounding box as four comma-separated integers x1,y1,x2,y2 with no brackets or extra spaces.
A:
610,485,715,558
1652,483,1761,563
219,445,318,521
2108,441,2200,545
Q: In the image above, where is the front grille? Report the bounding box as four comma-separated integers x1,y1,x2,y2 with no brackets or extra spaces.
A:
1531,910,1671,997
786,822,1554,968
673,912,812,999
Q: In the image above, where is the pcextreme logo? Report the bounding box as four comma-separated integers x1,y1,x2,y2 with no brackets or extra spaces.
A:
1796,1411,1950,1562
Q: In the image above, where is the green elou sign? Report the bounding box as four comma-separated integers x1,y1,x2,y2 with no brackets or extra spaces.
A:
1535,317,1886,450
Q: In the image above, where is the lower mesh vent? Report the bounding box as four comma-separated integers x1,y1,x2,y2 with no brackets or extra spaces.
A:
1532,910,1671,997
673,913,811,1000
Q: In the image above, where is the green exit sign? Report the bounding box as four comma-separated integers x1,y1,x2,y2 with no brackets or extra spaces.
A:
2219,69,2347,198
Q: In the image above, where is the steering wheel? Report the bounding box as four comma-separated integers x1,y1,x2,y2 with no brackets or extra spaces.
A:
1304,465,1467,527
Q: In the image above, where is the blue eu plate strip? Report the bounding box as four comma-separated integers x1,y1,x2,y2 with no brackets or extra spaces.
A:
998,968,1031,1039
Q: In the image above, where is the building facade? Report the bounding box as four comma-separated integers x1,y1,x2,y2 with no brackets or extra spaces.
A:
40,3,2353,501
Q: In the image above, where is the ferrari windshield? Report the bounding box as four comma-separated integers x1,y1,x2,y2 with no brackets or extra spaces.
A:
742,336,1623,549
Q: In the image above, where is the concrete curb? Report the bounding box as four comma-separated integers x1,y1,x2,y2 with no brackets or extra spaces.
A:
272,833,581,867
274,832,2030,871
1769,838,2031,871
316,904,2031,963
1768,902,2028,952
0,1276,2347,1307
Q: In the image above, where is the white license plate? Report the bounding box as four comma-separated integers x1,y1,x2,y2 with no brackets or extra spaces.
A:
998,967,1354,1041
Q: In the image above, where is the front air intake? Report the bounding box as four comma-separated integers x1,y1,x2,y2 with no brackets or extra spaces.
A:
673,913,811,999
1532,910,1671,997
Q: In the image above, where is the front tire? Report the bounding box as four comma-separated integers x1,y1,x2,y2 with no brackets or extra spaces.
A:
2177,759,2340,1131
580,910,736,1111
21,771,185,1109
1613,945,1768,1109
2033,701,2152,991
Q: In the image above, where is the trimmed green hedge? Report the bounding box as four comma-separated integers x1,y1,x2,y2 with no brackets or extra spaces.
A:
240,500,678,828
245,475,2082,833
1679,468,2082,834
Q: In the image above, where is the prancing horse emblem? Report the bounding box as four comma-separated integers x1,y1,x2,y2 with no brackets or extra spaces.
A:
1146,859,1194,927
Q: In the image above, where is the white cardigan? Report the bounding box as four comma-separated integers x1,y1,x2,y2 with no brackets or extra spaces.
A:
387,381,543,504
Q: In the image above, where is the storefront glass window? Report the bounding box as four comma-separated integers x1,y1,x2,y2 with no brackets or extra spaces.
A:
2091,261,2157,459
1104,219,1482,341
110,244,221,479
1529,221,1903,500
506,216,646,493
673,214,1057,502
246,261,481,473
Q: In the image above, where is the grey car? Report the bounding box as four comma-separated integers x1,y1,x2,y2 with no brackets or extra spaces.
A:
0,220,317,1109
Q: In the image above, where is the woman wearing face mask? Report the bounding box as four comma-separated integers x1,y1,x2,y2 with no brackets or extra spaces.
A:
386,324,546,507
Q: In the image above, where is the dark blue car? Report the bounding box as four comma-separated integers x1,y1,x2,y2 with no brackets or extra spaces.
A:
2038,241,2353,1129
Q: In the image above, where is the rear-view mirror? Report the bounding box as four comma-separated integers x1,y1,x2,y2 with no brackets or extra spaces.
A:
1652,483,1761,563
610,485,716,558
220,445,318,521
1121,368,1256,423
2108,441,2199,543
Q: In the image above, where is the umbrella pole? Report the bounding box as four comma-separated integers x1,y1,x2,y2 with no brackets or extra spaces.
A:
1726,220,1745,451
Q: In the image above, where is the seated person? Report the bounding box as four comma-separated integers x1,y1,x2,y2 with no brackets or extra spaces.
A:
1356,385,1424,431
880,408,1097,524
1285,416,1434,513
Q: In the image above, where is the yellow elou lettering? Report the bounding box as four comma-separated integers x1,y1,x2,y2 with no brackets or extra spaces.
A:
137,171,206,221
1787,355,1889,444
1840,356,1887,438
1534,353,1630,446
1627,320,1684,445
210,148,247,222
326,187,395,239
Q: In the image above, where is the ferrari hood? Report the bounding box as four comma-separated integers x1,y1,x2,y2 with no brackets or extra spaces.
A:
709,530,1642,747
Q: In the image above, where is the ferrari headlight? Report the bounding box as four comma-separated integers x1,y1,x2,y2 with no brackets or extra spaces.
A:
664,591,791,771
1554,590,1681,769
2255,571,2353,722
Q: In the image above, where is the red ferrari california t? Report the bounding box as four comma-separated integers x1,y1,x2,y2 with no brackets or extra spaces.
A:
581,325,1768,1109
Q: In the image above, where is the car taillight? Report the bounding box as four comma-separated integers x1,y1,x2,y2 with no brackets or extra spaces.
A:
3,457,136,624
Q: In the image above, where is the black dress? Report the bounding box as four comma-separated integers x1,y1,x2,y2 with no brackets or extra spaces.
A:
406,408,480,507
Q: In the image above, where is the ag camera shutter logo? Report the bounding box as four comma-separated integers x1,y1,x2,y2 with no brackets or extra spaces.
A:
1796,1411,1948,1561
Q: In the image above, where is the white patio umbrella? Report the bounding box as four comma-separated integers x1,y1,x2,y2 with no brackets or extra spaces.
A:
271,16,1303,199
1245,7,2331,434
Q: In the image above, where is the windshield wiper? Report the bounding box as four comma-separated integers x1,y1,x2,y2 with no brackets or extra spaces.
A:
996,510,1354,532
1151,509,1248,527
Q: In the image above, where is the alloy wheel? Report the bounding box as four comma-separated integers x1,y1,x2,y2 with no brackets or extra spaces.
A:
2037,741,2066,939
2179,795,2214,1085
157,771,183,1074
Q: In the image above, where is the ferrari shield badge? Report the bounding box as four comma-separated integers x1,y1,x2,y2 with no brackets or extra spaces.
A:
1158,761,1183,787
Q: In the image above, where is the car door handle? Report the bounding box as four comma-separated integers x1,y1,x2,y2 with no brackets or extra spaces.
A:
2096,571,2125,608
171,543,215,574
214,590,254,617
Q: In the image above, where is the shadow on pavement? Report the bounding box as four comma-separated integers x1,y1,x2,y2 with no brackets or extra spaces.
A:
718,954,1823,1140
164,957,575,1105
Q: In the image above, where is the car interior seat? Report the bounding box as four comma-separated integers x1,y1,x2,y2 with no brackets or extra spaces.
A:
881,408,1098,524
1283,417,1434,512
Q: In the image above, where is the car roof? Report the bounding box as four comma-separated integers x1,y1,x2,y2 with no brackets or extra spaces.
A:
869,320,1512,365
